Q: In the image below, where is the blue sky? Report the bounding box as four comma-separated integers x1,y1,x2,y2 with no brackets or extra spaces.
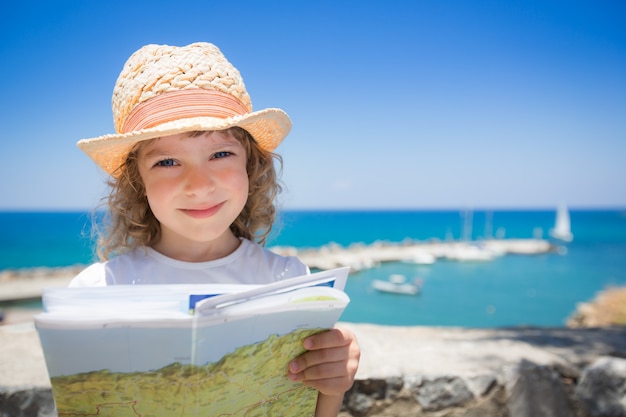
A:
1,0,624,210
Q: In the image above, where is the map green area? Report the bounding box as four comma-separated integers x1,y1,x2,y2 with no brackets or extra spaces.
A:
51,329,321,417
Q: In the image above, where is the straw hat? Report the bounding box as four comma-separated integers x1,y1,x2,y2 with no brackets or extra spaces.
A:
77,42,291,176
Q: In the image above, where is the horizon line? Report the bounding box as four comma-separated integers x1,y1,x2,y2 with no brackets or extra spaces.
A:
1,205,626,213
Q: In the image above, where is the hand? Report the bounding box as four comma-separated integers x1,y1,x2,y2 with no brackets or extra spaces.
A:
288,326,360,396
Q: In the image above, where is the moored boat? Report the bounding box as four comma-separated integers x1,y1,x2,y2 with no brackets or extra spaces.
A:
371,274,421,295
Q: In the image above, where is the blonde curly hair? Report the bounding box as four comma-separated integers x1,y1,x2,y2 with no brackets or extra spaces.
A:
94,127,282,261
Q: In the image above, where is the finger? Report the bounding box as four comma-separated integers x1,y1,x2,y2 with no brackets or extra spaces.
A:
299,374,356,396
304,327,355,351
289,348,359,384
289,361,356,396
290,346,349,373
290,361,348,381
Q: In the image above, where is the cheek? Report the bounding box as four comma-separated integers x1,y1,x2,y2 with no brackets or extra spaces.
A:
221,161,249,197
142,177,174,208
232,170,250,200
137,167,151,196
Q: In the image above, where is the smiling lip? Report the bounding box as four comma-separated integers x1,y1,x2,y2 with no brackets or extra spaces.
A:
180,202,224,218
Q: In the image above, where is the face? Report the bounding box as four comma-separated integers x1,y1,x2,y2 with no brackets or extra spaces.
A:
137,131,249,260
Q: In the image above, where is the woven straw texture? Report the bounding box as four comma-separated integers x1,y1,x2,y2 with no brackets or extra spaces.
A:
77,42,290,176
113,43,252,134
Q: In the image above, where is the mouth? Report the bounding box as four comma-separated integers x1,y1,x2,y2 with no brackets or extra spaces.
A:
180,202,224,218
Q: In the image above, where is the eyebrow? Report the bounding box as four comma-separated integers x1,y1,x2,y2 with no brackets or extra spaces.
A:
140,146,172,160
140,138,242,159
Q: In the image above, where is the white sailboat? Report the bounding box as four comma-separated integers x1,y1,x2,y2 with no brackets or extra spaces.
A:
550,205,573,242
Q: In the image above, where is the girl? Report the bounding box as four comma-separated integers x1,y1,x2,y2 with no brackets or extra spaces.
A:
71,42,359,417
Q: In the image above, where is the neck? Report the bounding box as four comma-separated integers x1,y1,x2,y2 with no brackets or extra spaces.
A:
151,231,242,262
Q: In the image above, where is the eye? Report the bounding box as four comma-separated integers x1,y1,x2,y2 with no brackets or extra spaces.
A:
154,158,177,167
213,151,233,159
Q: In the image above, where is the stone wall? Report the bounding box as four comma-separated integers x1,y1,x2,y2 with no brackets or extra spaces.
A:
341,356,626,417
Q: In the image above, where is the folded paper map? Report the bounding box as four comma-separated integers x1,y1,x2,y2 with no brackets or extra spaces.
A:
35,267,350,417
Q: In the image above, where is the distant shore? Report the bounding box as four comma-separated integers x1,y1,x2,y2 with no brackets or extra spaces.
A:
0,266,78,325
0,266,82,301
273,237,558,270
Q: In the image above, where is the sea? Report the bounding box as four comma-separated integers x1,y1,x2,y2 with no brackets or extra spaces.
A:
1,209,625,328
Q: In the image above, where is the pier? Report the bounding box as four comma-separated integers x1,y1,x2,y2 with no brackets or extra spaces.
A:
271,238,557,271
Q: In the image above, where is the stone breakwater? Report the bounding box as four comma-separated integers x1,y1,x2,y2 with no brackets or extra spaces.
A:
271,238,556,271
0,266,81,302
2,322,625,417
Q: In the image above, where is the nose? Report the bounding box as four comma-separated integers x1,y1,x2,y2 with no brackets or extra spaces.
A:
183,165,215,196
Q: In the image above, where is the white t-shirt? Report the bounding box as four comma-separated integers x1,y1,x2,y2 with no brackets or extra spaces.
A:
69,238,309,287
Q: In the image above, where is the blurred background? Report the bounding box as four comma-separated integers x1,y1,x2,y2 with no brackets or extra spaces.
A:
1,0,625,327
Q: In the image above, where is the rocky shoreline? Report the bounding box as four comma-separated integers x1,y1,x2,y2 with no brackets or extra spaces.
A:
339,323,626,417
1,322,626,417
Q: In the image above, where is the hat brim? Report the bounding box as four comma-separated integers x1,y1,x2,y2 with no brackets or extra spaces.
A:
77,108,291,176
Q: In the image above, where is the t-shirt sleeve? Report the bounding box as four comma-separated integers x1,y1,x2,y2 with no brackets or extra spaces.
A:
280,255,310,280
68,263,107,287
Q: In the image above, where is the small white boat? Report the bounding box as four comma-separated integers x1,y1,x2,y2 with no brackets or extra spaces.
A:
550,205,573,242
371,274,421,295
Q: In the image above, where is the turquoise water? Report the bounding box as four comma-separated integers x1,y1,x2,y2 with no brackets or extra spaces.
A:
1,209,625,327
0,211,96,269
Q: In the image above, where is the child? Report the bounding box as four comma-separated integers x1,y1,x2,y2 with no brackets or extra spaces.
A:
70,42,359,416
